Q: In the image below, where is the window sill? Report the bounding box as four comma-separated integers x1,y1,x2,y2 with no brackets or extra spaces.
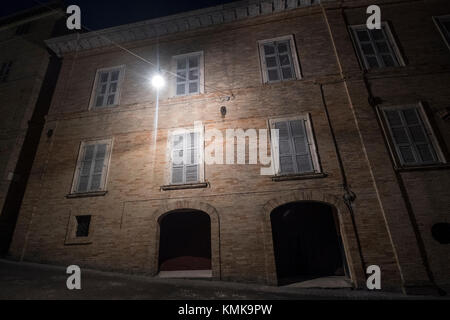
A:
394,163,450,172
66,191,108,199
160,182,209,191
271,172,327,181
64,237,92,245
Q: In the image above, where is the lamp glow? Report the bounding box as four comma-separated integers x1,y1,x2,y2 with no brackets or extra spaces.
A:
151,74,165,89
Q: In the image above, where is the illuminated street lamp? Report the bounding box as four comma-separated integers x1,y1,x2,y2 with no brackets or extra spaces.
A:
151,74,165,89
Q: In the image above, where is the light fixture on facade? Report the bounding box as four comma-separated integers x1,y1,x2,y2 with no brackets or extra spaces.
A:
151,74,165,89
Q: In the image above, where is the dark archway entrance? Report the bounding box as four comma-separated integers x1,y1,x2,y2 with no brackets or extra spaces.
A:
270,201,348,285
158,209,211,271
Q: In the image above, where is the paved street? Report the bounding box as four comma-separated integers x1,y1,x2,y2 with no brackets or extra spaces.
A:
0,259,444,300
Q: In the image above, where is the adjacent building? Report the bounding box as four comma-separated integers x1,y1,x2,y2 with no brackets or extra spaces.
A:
7,0,450,294
0,2,65,254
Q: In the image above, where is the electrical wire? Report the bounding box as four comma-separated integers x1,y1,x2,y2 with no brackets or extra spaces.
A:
31,0,234,98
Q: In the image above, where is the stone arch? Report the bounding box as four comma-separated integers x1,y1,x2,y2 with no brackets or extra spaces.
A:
151,200,221,279
261,190,365,287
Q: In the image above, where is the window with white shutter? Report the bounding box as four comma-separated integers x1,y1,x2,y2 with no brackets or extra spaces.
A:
170,129,203,184
270,115,320,175
173,52,203,96
72,139,113,193
258,35,301,83
381,105,443,166
434,15,450,50
91,66,125,108
350,23,403,69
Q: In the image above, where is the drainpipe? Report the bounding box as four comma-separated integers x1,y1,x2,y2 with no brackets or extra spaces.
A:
318,83,367,286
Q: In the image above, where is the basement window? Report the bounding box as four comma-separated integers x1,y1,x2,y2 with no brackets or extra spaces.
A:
76,215,91,237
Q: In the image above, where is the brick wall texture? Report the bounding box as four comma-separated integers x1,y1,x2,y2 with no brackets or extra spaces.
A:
7,0,450,294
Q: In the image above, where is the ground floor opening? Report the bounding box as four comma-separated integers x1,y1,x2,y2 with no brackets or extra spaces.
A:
270,201,349,286
158,209,211,277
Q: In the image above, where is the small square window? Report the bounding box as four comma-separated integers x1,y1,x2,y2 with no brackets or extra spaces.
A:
76,215,91,237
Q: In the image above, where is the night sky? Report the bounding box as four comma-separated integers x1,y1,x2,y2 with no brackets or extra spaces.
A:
1,0,239,30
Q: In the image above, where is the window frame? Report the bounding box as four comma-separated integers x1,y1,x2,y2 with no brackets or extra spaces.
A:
268,114,321,176
258,35,302,84
171,51,205,97
167,126,205,185
70,138,114,194
65,213,94,245
433,15,450,51
377,102,446,168
349,22,405,70
89,65,126,110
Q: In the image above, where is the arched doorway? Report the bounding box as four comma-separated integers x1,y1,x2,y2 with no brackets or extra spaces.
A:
270,201,348,285
158,209,211,273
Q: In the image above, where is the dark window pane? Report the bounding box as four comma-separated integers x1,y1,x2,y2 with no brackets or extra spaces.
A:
189,82,198,93
382,55,396,67
188,56,199,68
100,72,108,83
361,43,375,55
267,69,279,81
110,70,119,81
392,127,410,144
265,56,277,68
371,29,385,41
264,44,275,55
76,216,91,237
277,42,288,53
106,95,115,105
279,54,290,66
366,56,380,68
281,67,293,79
95,96,104,107
176,84,185,95
376,41,389,53
177,58,186,69
385,110,402,126
356,30,370,41
399,146,416,163
402,109,419,125
409,126,427,143
416,144,435,162
189,69,198,80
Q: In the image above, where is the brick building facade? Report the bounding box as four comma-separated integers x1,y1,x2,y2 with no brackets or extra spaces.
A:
7,0,450,294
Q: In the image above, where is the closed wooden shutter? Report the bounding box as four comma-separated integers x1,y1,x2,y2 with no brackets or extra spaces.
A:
175,54,200,96
352,26,399,69
76,143,109,192
383,107,438,165
274,119,314,174
262,39,296,83
94,68,121,107
171,131,200,184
